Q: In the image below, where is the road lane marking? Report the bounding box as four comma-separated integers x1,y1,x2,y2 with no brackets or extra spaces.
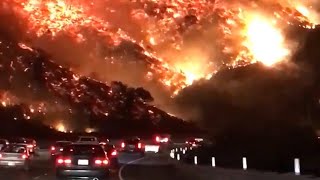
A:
118,157,146,180
33,173,48,179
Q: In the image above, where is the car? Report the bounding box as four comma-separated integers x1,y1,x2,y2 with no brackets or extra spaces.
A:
185,137,204,147
102,144,119,169
55,143,110,180
50,141,72,158
154,134,172,144
0,144,31,171
77,136,99,144
9,138,37,154
0,139,9,151
120,137,144,156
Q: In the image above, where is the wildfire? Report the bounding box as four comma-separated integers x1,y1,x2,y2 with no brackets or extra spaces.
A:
242,15,290,66
4,0,320,96
55,122,67,133
0,91,19,107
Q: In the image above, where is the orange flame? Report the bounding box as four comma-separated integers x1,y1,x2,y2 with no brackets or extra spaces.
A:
8,0,319,95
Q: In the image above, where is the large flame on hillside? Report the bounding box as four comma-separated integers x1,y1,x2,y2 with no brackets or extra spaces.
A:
1,0,319,97
242,15,290,66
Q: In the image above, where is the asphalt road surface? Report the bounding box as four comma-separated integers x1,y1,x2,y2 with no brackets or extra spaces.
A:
0,149,184,180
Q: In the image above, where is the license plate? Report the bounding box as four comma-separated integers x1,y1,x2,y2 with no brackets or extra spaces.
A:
78,159,88,165
8,162,15,166
129,145,135,148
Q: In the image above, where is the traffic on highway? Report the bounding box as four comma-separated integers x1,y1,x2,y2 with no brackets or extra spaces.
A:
0,134,317,180
0,134,188,180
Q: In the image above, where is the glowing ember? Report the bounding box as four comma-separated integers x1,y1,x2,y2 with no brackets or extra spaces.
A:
243,15,289,66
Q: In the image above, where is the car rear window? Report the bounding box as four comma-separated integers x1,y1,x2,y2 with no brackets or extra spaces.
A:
80,137,96,141
55,142,71,146
63,145,105,156
26,139,35,144
125,139,140,144
2,145,26,153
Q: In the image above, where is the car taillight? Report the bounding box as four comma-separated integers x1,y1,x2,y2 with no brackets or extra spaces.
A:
138,143,142,149
0,154,2,158
51,146,55,151
121,142,125,148
64,159,71,164
163,138,169,142
57,158,64,164
156,136,160,142
111,150,117,156
21,154,28,159
56,158,71,165
27,144,33,148
94,159,109,165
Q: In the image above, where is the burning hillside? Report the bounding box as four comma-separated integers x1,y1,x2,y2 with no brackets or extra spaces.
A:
0,0,318,96
0,0,318,131
0,37,190,132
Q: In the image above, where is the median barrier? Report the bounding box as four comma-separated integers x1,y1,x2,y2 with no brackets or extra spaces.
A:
171,148,320,180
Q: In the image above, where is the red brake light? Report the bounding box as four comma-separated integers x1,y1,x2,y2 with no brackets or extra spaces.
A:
51,146,55,151
64,159,71,164
27,145,33,148
22,154,28,159
57,158,64,164
111,150,117,156
121,142,125,148
103,160,109,165
138,143,142,149
56,158,71,165
156,136,160,142
0,154,2,158
95,159,102,165
95,158,109,165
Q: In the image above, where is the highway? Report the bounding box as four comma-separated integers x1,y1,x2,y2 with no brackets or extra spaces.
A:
0,149,181,180
0,147,318,180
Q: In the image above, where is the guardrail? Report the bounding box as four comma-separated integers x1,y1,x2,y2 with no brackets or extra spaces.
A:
170,147,319,179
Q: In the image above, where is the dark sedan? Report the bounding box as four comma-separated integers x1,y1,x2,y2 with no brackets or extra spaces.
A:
50,141,72,159
55,143,110,180
120,137,145,156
